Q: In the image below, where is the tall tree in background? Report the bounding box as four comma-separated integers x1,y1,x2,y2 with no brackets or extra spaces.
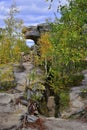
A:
40,0,87,112
44,0,87,93
0,1,29,64
4,1,23,39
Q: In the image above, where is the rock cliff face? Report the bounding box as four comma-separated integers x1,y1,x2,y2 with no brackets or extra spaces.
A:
22,23,50,44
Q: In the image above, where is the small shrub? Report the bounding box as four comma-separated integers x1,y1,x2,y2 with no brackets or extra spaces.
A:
0,80,17,91
80,88,87,98
67,74,84,87
60,91,70,111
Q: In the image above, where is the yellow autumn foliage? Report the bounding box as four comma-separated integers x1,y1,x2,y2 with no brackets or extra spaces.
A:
38,33,53,61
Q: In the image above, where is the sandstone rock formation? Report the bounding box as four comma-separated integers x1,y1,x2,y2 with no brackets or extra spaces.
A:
22,23,51,44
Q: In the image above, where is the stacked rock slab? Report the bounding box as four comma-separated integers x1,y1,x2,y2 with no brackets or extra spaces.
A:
22,23,51,44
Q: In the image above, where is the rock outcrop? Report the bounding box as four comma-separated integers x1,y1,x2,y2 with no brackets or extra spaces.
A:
1,54,87,129
0,92,27,130
70,71,87,112
22,23,51,44
62,70,87,118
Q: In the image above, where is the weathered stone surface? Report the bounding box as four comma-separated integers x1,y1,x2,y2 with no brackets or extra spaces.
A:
45,117,87,130
0,93,13,104
23,62,34,72
61,72,87,118
0,113,20,130
70,90,84,112
62,72,87,118
14,71,27,92
13,64,25,73
0,92,27,130
47,96,55,117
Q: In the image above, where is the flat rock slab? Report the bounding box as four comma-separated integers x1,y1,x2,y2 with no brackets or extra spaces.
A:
0,104,14,113
0,92,27,130
0,113,20,130
0,93,13,104
45,118,87,130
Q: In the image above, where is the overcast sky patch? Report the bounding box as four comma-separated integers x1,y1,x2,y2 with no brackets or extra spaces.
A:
0,0,68,27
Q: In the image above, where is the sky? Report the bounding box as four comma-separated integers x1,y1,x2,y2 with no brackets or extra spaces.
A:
0,0,67,46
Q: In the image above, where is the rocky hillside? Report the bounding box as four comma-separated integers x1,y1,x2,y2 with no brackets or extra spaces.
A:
0,54,87,130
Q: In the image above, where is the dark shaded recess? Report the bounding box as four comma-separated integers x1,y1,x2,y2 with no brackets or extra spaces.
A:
41,72,60,117
54,94,61,118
